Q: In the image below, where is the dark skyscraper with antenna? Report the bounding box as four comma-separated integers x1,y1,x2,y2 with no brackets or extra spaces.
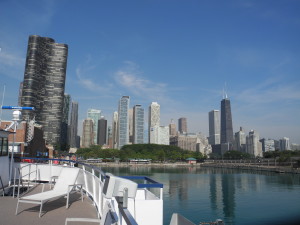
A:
220,94,234,146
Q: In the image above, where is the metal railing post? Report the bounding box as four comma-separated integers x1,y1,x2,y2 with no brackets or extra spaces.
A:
123,188,128,208
92,168,96,206
12,168,17,198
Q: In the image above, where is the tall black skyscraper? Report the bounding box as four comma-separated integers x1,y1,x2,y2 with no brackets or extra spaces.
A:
220,96,233,145
97,117,107,146
61,94,71,147
21,35,68,145
68,101,79,148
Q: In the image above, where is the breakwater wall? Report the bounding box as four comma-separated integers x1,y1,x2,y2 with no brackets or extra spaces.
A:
87,162,201,168
86,161,300,174
201,162,300,174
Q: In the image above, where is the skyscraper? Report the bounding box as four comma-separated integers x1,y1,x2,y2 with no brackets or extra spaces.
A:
97,116,107,146
208,110,220,145
169,119,177,137
18,82,23,106
220,96,234,146
21,35,68,145
279,137,290,151
133,104,144,144
82,118,93,147
260,138,275,152
128,108,134,144
148,102,160,143
178,117,187,134
61,94,71,146
68,101,79,148
246,130,262,157
118,96,130,149
234,127,246,152
150,125,170,145
112,112,118,149
87,109,101,145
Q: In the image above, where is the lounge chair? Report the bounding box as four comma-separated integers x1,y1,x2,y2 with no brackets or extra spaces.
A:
16,167,83,217
65,201,118,225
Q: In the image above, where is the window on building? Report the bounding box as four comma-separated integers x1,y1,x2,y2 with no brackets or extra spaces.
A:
0,137,8,156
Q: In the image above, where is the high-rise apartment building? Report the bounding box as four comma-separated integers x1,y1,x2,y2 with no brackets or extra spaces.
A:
97,116,107,146
246,130,262,157
128,108,134,144
82,118,94,147
148,102,160,143
234,127,246,152
20,35,68,145
107,126,113,148
18,82,23,106
208,110,220,145
178,117,187,134
170,133,212,155
133,105,144,144
61,94,71,146
169,119,177,137
87,109,101,145
68,101,79,148
260,138,275,152
220,96,234,147
150,126,170,145
279,137,290,151
118,96,130,149
112,112,118,149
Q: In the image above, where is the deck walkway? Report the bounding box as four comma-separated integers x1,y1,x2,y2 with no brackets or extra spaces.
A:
0,184,99,225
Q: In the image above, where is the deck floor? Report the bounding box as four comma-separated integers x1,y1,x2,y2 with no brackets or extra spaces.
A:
0,184,99,225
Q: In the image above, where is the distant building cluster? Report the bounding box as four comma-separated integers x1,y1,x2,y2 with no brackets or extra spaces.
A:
81,99,171,150
208,93,296,157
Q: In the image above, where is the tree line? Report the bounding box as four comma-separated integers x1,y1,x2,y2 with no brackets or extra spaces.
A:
76,144,206,162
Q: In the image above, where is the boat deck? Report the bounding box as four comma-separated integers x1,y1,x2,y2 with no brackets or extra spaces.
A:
0,184,99,225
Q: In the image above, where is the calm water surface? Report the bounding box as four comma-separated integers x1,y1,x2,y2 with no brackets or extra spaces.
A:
101,166,300,225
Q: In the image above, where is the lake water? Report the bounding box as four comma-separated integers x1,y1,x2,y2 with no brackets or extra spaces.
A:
101,166,300,225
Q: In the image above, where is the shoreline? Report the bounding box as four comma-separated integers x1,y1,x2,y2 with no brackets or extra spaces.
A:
86,161,300,174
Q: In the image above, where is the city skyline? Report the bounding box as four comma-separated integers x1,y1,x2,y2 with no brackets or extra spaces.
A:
1,0,299,143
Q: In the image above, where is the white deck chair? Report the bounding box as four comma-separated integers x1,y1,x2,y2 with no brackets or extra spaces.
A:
65,201,118,225
16,167,83,217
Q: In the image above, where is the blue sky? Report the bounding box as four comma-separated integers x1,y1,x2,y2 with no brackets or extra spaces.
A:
1,0,300,143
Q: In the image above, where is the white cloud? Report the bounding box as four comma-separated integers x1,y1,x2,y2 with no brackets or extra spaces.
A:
75,62,113,93
0,50,25,80
0,51,24,67
235,82,300,105
114,61,168,102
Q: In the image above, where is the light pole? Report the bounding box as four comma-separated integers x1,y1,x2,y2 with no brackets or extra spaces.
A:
2,106,35,186
5,110,22,186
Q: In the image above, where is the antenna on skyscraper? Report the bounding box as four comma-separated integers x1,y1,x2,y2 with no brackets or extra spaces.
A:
223,82,228,99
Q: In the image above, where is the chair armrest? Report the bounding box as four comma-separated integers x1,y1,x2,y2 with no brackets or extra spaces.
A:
68,184,83,192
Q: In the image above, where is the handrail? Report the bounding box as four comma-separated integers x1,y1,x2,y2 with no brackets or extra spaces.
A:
13,163,38,198
18,157,106,178
115,189,139,225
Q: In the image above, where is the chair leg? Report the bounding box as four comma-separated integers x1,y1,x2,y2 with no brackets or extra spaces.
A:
39,202,43,218
15,200,20,215
81,188,83,202
66,193,69,208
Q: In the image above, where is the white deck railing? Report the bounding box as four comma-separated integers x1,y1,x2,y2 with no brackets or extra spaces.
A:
14,158,163,225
